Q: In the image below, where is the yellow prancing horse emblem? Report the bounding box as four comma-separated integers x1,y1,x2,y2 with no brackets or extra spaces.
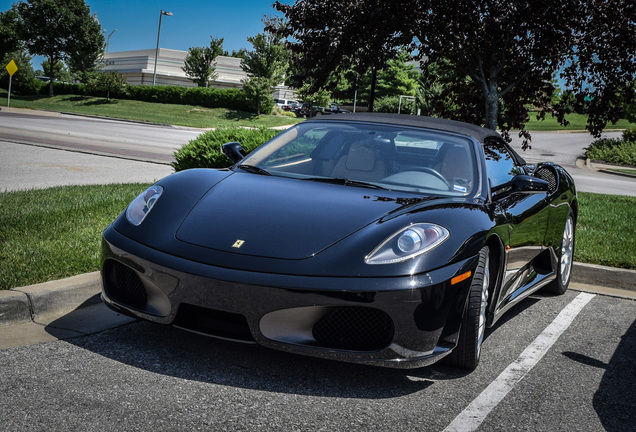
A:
232,239,245,248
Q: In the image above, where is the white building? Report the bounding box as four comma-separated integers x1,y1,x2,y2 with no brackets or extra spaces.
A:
102,48,296,99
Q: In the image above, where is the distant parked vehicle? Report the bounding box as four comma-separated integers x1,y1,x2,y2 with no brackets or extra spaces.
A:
322,103,350,114
275,99,298,111
295,102,350,117
294,102,320,118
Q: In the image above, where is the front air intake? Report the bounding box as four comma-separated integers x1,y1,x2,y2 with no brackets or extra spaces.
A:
312,306,394,351
103,260,148,309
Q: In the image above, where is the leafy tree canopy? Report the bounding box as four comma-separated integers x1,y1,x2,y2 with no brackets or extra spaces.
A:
183,37,224,87
275,0,636,144
0,6,23,60
16,0,104,96
241,16,289,85
240,16,291,115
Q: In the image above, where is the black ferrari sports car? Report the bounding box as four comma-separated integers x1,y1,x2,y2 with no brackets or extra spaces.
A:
101,113,576,370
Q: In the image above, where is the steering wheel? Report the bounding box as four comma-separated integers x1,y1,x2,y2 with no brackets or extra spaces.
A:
409,167,450,189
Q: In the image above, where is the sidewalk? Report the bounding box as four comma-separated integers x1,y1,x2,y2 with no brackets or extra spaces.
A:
0,272,135,349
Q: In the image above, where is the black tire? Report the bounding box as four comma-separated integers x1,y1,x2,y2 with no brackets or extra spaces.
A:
445,246,490,370
546,212,575,295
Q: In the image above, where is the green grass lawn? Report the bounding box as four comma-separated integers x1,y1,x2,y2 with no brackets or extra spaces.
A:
0,183,149,290
604,167,636,176
0,91,301,129
524,112,635,131
0,186,633,290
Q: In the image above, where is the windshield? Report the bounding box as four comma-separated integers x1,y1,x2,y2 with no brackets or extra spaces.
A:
238,121,478,196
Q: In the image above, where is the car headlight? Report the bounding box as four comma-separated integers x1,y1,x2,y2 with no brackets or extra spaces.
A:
365,223,449,265
125,185,163,226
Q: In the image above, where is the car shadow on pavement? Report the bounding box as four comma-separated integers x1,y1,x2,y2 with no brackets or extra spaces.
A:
44,292,547,398
46,302,436,399
563,318,636,432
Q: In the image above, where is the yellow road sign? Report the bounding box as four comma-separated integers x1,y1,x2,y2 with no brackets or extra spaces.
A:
6,60,18,76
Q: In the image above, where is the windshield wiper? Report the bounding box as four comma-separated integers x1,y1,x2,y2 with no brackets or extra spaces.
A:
303,177,389,190
237,164,271,176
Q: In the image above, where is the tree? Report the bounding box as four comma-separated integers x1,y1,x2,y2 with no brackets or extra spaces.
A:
241,17,290,115
241,17,289,85
276,0,636,145
1,49,39,95
0,6,40,94
182,37,224,87
229,48,249,60
273,0,417,112
40,59,72,82
0,6,22,61
94,71,126,101
17,0,104,96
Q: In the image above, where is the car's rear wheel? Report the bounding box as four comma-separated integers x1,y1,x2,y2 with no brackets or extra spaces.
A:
546,212,575,295
445,246,490,370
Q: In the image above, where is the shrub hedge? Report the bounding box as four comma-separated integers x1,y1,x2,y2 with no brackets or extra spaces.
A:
39,82,253,112
585,127,636,166
172,127,282,171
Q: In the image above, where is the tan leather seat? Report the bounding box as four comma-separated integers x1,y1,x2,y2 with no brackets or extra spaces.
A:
331,141,386,181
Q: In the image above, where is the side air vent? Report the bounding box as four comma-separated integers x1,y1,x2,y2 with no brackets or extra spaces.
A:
534,166,558,193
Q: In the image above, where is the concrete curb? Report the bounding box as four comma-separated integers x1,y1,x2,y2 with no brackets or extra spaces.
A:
1,272,102,326
572,262,636,292
1,262,635,328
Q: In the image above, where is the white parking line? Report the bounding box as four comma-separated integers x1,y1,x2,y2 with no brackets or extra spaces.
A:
443,292,596,432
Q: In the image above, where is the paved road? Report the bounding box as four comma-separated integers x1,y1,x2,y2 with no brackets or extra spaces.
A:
2,108,635,196
0,109,202,164
509,130,636,197
0,140,173,192
1,289,634,431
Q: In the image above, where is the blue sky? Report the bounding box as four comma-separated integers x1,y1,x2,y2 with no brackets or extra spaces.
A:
1,0,292,66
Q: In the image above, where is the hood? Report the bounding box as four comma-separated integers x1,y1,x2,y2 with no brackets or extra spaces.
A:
176,172,426,260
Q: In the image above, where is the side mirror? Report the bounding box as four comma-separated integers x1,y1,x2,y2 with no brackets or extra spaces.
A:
222,142,245,163
492,175,549,199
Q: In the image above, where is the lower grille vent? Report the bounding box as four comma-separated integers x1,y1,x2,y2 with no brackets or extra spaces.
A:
312,307,394,351
103,260,147,309
173,303,254,342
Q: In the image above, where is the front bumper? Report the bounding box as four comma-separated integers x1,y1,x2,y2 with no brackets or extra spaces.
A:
101,225,479,369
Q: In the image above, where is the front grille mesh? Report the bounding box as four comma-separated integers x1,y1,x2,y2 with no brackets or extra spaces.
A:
312,307,394,351
534,166,558,193
104,260,147,309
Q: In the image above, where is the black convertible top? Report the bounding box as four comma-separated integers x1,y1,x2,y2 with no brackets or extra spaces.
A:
309,112,502,143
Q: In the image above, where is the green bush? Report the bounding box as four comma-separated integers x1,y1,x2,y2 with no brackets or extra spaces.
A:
172,127,281,171
125,85,251,111
374,95,416,114
34,82,254,112
586,133,636,166
623,127,636,143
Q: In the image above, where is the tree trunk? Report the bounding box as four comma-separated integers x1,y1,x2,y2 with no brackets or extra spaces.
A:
47,55,55,97
484,82,498,130
368,66,377,113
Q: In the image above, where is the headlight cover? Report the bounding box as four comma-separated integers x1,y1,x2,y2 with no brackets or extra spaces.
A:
125,185,163,226
365,223,449,265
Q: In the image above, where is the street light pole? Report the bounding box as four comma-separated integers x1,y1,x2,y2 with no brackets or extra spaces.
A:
153,10,172,86
105,29,117,53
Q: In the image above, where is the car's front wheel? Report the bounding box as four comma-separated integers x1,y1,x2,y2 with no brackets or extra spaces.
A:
546,212,575,295
445,246,490,370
